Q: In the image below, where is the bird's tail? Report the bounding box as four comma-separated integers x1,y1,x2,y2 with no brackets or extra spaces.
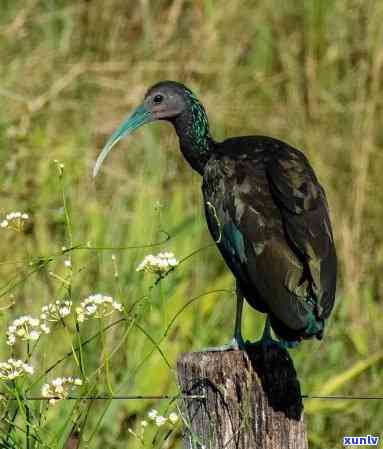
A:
269,312,325,346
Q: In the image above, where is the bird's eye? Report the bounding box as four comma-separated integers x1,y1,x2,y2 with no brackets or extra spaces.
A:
153,94,164,104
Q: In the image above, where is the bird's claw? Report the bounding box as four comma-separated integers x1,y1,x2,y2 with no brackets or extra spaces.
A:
244,337,298,352
200,336,246,352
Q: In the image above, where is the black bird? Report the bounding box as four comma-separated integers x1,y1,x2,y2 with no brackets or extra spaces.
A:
94,81,337,349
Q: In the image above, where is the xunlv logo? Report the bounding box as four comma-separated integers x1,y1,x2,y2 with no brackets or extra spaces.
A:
343,435,379,446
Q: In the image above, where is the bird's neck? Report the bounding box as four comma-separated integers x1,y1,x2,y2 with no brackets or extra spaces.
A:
172,96,214,175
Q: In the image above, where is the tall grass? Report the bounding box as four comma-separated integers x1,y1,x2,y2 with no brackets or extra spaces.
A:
0,0,383,447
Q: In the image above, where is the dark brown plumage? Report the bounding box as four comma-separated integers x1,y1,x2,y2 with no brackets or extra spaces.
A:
203,135,337,342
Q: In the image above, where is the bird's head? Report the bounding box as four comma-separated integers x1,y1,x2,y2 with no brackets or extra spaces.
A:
93,81,193,177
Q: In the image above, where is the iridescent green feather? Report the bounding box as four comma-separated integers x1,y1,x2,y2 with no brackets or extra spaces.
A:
184,88,211,152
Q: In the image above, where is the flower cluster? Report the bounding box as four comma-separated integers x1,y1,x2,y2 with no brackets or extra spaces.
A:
76,294,123,322
147,409,179,427
0,359,34,381
1,211,29,230
136,252,179,275
128,421,147,443
128,410,179,443
6,316,50,346
41,377,83,405
41,300,72,322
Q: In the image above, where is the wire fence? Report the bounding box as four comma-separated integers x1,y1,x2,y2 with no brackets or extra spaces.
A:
2,393,383,401
1,241,381,419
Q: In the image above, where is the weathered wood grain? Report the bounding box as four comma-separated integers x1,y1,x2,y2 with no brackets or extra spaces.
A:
177,345,307,449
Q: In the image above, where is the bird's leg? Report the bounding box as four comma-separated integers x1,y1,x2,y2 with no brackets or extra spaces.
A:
200,283,246,352
245,315,299,350
261,315,273,343
243,315,275,350
231,283,245,349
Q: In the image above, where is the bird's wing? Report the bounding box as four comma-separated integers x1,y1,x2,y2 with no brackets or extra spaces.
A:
203,143,337,333
266,148,336,318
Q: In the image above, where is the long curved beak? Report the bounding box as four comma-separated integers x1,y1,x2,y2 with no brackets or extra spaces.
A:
93,104,153,178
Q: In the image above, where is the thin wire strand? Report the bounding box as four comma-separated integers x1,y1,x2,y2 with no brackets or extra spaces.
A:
1,394,383,401
301,394,383,400
3,394,204,401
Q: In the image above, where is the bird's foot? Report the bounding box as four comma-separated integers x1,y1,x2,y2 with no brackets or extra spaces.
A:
200,336,299,354
242,315,284,351
200,335,246,352
243,315,300,351
244,333,299,352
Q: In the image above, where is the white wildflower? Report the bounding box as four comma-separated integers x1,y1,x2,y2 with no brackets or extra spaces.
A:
29,330,40,340
127,427,144,442
64,259,71,268
0,359,34,381
41,376,83,405
1,211,29,231
41,300,72,322
40,323,50,333
54,160,65,176
76,294,123,322
148,409,158,420
168,412,179,424
155,415,167,427
7,334,16,345
136,252,179,275
16,328,26,337
6,316,50,346
129,419,148,443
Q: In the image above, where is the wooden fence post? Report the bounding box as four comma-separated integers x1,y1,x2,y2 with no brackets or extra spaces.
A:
177,345,307,449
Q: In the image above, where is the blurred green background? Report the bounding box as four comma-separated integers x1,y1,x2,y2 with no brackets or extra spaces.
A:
1,0,383,447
